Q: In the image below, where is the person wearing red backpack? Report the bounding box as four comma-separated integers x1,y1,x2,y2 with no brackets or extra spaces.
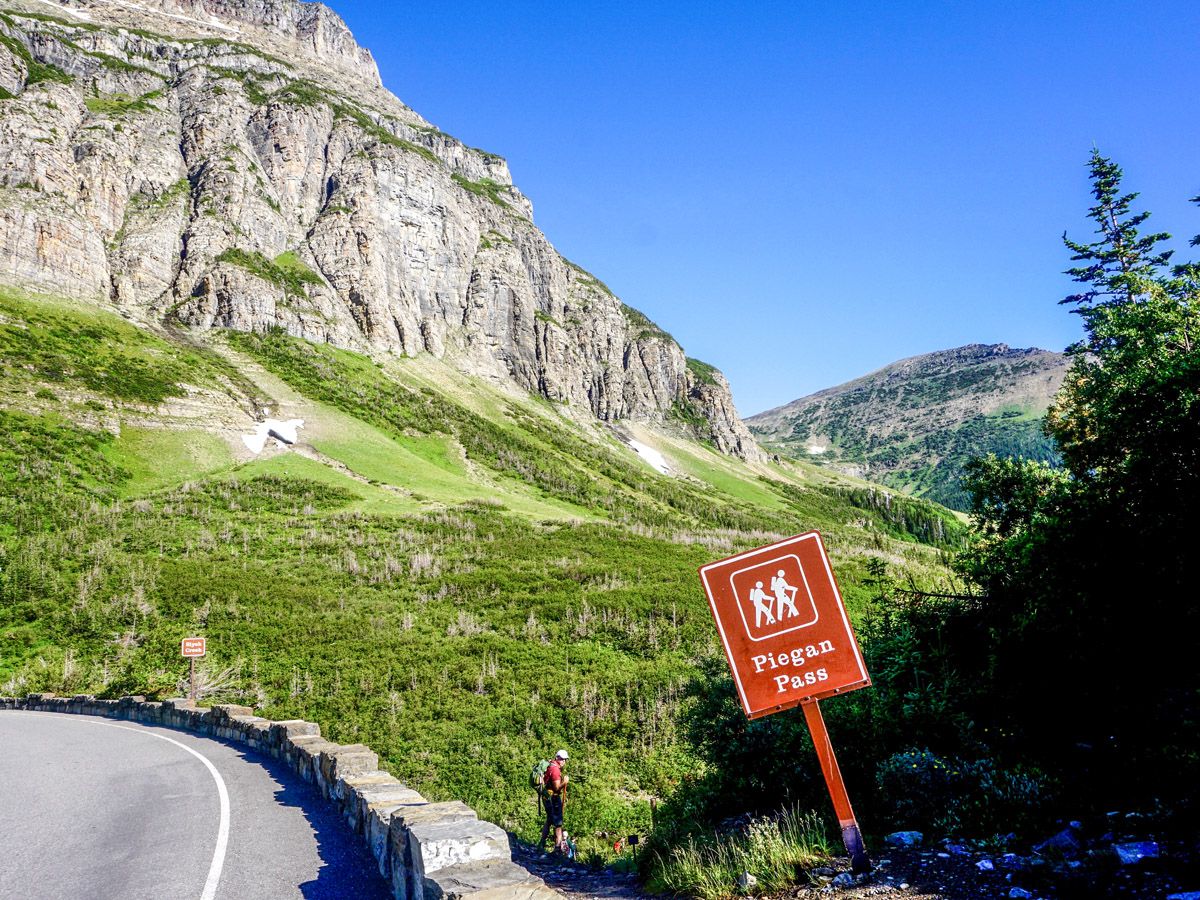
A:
539,749,570,854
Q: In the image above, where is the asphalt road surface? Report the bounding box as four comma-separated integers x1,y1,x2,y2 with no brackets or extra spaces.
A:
0,711,391,900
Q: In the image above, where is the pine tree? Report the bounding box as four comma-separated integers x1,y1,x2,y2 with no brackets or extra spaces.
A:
957,151,1200,815
1051,151,1200,482
1061,149,1172,314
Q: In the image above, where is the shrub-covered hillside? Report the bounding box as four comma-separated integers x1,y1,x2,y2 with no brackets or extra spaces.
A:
0,286,964,847
748,344,1067,510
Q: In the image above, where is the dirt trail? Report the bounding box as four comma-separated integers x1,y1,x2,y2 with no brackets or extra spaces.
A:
510,842,648,900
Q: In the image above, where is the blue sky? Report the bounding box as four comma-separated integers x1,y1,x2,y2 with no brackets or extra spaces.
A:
336,1,1200,415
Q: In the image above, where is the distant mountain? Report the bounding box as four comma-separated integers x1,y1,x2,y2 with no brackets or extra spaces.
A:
747,344,1069,510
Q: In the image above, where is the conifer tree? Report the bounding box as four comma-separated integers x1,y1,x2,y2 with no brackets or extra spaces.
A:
960,151,1200,815
1051,151,1200,488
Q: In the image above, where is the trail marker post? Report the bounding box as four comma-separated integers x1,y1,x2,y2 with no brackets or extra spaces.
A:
699,531,872,874
181,637,206,701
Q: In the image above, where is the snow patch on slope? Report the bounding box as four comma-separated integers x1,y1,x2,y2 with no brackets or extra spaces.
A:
628,438,670,475
242,419,304,454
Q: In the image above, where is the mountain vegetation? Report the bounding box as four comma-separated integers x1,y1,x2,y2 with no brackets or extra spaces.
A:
0,7,977,871
5,2,1193,896
667,153,1200,885
0,283,967,860
747,344,1068,510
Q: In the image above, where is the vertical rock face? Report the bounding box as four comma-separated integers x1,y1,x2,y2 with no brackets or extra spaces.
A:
0,0,762,460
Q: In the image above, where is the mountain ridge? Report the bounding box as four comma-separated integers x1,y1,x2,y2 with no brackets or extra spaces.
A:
748,342,1068,509
0,0,761,459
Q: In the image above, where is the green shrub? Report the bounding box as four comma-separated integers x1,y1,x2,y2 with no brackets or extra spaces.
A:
0,288,212,404
451,174,511,209
621,302,674,342
85,90,162,116
0,32,72,85
564,260,615,297
876,749,1050,837
687,357,720,387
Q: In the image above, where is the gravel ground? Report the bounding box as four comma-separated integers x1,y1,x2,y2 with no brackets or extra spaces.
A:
512,840,1199,900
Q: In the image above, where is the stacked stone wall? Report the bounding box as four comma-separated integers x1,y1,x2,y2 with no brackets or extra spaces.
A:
1,694,563,900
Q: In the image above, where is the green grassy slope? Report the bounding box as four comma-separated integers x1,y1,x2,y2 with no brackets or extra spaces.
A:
0,287,965,848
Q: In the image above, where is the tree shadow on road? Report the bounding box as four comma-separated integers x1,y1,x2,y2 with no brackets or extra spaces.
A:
229,744,392,900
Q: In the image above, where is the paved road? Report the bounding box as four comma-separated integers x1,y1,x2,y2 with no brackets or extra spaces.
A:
0,711,391,900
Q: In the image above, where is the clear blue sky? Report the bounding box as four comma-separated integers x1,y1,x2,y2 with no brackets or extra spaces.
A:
335,1,1200,416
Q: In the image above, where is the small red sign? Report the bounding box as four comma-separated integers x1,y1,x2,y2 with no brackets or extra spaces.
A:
699,531,870,719
181,637,206,658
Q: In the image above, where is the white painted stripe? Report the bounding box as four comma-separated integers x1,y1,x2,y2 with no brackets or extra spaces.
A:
17,712,230,900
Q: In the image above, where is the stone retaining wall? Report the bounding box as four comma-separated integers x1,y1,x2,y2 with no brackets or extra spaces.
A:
1,693,564,900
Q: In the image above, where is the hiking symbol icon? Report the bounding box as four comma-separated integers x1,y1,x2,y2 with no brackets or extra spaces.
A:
730,554,819,641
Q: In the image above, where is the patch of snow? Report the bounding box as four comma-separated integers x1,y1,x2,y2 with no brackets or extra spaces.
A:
242,418,304,454
628,439,670,475
807,445,827,455
31,0,92,20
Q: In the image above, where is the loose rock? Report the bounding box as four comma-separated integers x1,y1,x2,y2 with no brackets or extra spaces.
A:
884,831,924,848
1034,827,1083,857
1114,841,1160,865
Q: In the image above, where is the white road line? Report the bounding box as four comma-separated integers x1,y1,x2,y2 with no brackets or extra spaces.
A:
16,712,230,900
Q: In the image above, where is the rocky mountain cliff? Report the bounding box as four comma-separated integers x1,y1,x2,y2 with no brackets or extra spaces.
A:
748,344,1068,509
0,0,760,459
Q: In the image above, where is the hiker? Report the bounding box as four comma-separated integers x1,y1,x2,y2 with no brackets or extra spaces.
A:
771,569,800,619
539,749,570,853
749,581,776,627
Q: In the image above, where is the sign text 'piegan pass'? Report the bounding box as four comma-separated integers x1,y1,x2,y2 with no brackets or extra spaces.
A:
699,531,870,719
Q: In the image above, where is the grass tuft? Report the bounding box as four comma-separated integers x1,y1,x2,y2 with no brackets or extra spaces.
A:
216,248,323,298
645,808,833,898
452,174,511,209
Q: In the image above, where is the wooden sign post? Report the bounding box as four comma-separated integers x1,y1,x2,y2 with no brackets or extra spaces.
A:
699,531,872,873
181,637,206,701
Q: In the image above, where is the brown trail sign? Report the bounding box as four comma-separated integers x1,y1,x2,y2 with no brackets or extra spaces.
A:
181,637,206,701
699,531,872,873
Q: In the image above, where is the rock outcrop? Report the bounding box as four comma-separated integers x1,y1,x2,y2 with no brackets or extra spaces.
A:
0,0,761,459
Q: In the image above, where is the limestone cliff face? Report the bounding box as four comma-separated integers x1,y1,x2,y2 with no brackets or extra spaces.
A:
0,0,762,459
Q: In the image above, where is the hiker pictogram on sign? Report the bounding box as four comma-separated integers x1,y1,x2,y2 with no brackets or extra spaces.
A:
730,554,818,641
